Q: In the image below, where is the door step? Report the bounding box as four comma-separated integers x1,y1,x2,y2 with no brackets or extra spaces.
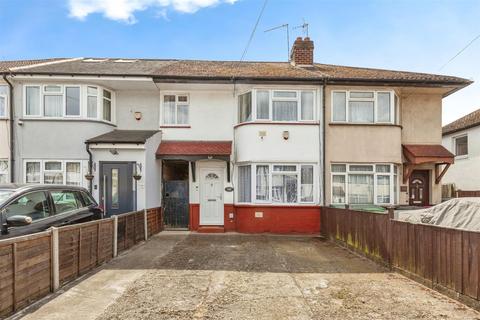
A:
197,226,225,233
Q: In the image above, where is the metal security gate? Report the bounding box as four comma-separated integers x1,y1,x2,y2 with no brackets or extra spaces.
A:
163,180,189,228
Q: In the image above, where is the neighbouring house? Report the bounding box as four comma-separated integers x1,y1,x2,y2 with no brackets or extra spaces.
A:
0,37,471,233
442,108,480,192
0,59,65,184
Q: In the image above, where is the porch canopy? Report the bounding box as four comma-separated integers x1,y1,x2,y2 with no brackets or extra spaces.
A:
156,140,232,181
402,144,454,184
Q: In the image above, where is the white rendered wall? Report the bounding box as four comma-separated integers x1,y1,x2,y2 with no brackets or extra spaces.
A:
442,126,480,191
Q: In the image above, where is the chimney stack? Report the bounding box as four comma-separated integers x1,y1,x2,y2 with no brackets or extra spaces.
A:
290,37,314,66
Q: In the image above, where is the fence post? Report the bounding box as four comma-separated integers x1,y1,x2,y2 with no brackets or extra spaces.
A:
51,227,60,292
113,216,118,258
387,207,395,268
144,209,148,241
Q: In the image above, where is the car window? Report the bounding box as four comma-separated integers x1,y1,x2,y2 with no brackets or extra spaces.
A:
51,190,82,214
3,191,50,221
80,191,96,207
0,190,14,206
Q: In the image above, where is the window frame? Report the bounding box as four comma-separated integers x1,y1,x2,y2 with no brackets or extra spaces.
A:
453,134,468,158
0,159,9,184
23,84,114,123
331,90,396,124
0,93,8,119
331,163,398,206
64,85,82,118
161,92,190,126
237,88,317,124
23,159,84,186
236,163,316,205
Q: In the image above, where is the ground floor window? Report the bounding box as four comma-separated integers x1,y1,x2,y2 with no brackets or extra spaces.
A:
237,163,316,204
24,159,84,186
0,160,8,184
331,163,398,205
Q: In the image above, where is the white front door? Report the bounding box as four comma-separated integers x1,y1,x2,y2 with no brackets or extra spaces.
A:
200,168,224,225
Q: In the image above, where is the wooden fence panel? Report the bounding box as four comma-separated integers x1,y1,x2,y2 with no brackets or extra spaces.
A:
0,234,53,315
321,206,480,308
0,207,162,318
58,228,80,285
462,231,480,299
0,244,14,317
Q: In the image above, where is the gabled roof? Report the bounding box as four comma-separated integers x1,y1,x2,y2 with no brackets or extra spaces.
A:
0,58,65,72
2,57,471,90
442,108,480,136
86,130,160,144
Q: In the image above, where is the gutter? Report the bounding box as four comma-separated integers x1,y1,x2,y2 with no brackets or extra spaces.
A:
2,74,14,183
322,80,326,206
85,142,93,193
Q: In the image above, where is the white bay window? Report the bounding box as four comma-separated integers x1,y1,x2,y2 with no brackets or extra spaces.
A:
332,90,398,124
331,163,398,205
24,160,84,186
238,89,316,123
238,163,316,204
24,84,114,122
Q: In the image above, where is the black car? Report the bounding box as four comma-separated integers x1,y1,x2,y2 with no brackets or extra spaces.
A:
0,184,103,239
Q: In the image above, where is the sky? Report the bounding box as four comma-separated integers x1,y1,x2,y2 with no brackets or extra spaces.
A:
0,0,478,125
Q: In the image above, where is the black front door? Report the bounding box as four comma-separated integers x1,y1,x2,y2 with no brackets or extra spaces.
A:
100,162,134,217
163,180,189,228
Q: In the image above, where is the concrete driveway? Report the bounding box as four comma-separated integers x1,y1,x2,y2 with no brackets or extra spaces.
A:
18,233,480,320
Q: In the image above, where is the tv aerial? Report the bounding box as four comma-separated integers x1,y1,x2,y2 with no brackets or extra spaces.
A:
264,23,290,60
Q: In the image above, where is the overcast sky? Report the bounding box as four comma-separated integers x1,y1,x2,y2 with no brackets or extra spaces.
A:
0,0,478,125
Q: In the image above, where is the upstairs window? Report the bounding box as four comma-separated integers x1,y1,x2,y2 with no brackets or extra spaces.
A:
238,92,252,123
103,89,112,121
162,94,189,125
0,86,7,118
24,84,114,122
238,89,315,123
454,135,468,157
332,90,396,124
0,95,6,118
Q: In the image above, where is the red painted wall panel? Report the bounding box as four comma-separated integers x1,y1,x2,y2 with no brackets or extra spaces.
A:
189,204,200,231
189,203,320,234
235,205,321,234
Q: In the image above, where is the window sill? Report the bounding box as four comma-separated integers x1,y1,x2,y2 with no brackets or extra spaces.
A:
329,122,402,128
160,125,191,128
234,121,319,128
455,155,468,160
19,118,117,127
234,203,319,208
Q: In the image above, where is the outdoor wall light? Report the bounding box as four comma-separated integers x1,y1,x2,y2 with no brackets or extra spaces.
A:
282,131,290,140
133,163,142,180
109,148,119,155
134,111,142,121
84,173,94,181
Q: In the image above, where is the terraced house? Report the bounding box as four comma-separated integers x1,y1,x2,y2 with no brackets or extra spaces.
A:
0,37,471,233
